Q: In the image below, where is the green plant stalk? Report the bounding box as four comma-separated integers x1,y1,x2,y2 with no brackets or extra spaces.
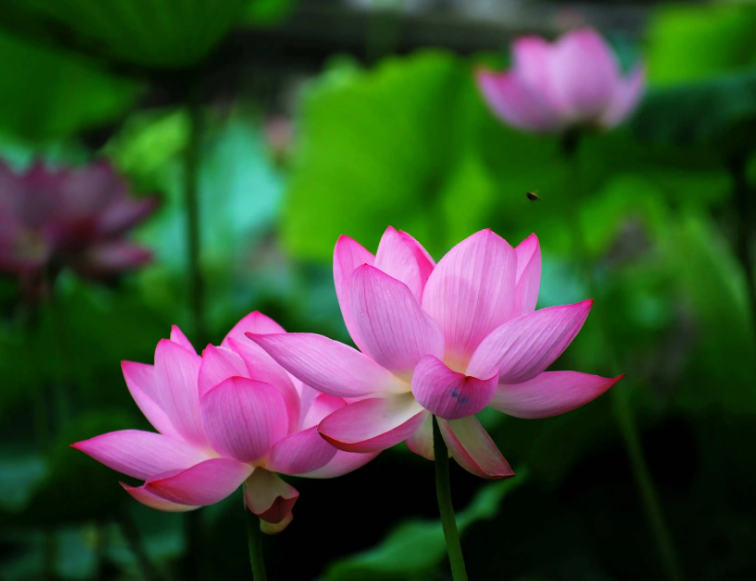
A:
432,416,468,581
245,501,268,581
183,89,205,581
561,131,683,581
729,153,756,341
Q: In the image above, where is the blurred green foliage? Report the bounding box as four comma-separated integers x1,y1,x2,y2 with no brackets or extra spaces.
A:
0,0,755,579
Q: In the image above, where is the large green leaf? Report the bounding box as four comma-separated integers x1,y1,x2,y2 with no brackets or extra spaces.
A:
0,0,250,69
645,2,756,85
320,472,527,581
0,30,139,141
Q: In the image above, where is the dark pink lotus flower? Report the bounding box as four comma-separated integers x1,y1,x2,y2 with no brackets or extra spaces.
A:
73,313,377,533
476,28,645,133
250,227,622,479
0,160,156,297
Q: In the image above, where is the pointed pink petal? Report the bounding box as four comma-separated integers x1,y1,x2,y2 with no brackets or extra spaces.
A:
146,458,253,506
513,233,541,316
334,235,375,351
247,333,406,398
200,377,288,463
244,469,299,528
373,226,435,301
600,63,645,128
170,325,196,353
411,355,498,420
422,229,517,368
492,371,623,418
98,196,158,236
549,28,619,121
301,450,379,478
438,417,514,480
350,265,444,377
83,242,151,274
121,483,198,512
318,394,425,453
154,339,207,447
198,345,248,399
221,312,286,347
71,430,209,480
301,393,347,430
227,337,301,433
268,426,337,474
122,361,179,438
405,411,434,461
476,69,562,132
467,300,593,384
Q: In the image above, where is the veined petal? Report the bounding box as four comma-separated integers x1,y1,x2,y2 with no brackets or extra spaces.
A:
491,371,623,418
247,333,406,398
373,226,435,301
411,356,497,420
422,229,517,368
405,411,434,461
121,483,199,512
351,265,444,377
71,430,210,480
513,233,541,316
268,426,337,475
200,377,288,463
227,337,301,432
438,417,514,480
122,361,179,438
301,393,347,430
170,325,196,353
549,28,618,121
600,64,645,128
198,345,248,399
318,394,425,453
221,312,286,348
476,69,562,132
334,235,375,351
301,450,379,479
467,300,593,384
154,339,207,447
244,469,298,528
146,458,253,506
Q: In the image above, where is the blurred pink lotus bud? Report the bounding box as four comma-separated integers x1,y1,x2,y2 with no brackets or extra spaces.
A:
250,227,622,479
0,160,157,298
476,28,645,133
73,312,377,534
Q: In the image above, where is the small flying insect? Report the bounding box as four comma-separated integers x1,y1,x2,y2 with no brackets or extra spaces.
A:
526,190,541,201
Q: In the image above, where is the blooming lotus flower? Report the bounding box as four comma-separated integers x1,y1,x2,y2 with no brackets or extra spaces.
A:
249,227,622,479
0,160,156,298
476,28,644,133
72,312,376,533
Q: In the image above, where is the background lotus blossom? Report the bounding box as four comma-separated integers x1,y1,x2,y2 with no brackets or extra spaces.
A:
73,312,377,534
0,160,157,298
250,227,622,479
476,28,645,133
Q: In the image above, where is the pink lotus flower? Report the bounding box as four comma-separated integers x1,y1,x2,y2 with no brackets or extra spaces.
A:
476,28,645,133
0,160,156,298
250,227,622,479
72,313,376,533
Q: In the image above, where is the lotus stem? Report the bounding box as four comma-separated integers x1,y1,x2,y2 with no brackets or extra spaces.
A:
433,416,468,581
245,501,268,581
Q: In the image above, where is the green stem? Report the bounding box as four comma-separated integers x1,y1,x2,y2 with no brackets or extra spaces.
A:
432,416,468,581
561,131,683,581
185,90,206,347
245,502,268,581
729,154,756,341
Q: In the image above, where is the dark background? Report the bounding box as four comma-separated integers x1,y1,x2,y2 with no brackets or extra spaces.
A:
1,0,755,579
